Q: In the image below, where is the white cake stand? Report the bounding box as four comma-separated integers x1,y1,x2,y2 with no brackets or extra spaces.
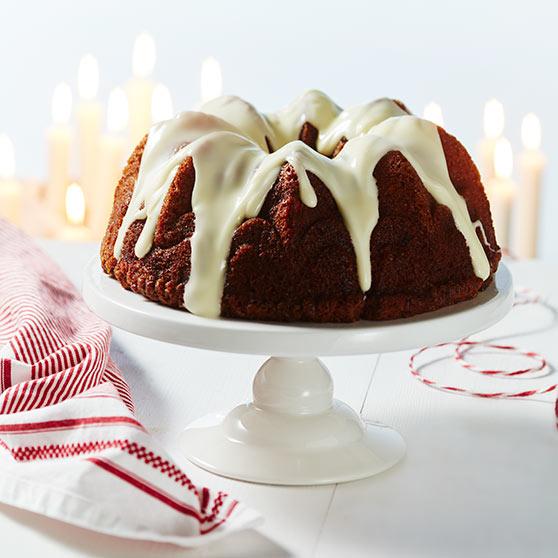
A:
83,257,513,485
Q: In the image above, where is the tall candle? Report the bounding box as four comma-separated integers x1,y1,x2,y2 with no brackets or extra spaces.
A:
151,83,174,123
516,113,545,258
486,137,515,250
47,82,72,220
76,54,102,224
60,182,91,241
422,102,444,127
0,134,22,225
477,99,504,183
200,57,223,104
127,33,156,147
93,88,129,238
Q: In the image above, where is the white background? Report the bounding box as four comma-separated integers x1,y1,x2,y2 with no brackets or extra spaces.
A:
1,0,556,258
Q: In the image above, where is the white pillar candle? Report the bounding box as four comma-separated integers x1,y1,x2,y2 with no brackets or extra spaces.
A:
60,182,92,241
151,83,174,123
0,134,22,225
422,102,444,127
516,113,545,259
486,137,515,251
200,56,223,105
76,54,102,225
127,33,156,148
46,82,72,220
93,87,129,238
477,99,505,183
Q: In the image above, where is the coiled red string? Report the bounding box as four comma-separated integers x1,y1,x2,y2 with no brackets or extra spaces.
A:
454,341,547,378
409,288,557,403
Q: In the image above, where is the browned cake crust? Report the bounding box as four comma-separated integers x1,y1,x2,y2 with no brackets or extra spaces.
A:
101,122,500,323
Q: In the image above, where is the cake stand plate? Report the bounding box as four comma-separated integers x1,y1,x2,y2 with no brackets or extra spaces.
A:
83,258,513,485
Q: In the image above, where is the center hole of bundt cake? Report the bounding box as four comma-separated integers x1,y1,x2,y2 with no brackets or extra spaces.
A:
266,121,345,158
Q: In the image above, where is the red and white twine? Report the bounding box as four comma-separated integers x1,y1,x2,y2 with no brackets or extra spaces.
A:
409,290,557,404
454,340,547,378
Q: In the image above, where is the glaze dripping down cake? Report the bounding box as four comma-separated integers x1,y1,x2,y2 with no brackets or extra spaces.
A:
101,90,501,322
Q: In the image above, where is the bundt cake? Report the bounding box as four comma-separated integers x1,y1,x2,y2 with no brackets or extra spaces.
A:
101,90,501,322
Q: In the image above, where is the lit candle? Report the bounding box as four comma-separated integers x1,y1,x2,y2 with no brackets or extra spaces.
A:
60,182,91,241
200,56,223,104
422,102,444,127
151,83,174,123
0,134,22,225
46,82,72,220
127,33,156,147
516,113,545,258
76,54,102,223
486,137,515,250
477,99,504,183
93,87,129,238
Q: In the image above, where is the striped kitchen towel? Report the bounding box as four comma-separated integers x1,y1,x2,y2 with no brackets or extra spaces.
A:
0,219,258,546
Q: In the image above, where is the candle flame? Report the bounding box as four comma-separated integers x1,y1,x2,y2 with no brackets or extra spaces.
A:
483,99,504,139
521,113,541,151
52,82,73,125
65,183,86,226
132,33,156,78
422,102,444,127
107,87,129,133
0,134,15,179
200,57,223,104
494,137,513,179
151,83,173,123
78,54,99,101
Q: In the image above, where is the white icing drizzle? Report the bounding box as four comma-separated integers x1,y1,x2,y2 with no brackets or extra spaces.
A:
114,111,242,259
201,89,407,154
114,91,491,318
475,220,499,254
200,95,274,151
316,98,407,155
184,132,268,317
266,89,342,148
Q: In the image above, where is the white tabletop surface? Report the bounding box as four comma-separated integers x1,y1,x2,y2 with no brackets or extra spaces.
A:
1,240,556,558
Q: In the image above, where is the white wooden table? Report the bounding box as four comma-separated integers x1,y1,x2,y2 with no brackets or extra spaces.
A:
0,240,556,558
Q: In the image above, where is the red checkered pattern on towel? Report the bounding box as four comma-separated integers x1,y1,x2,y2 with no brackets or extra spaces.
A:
0,220,256,545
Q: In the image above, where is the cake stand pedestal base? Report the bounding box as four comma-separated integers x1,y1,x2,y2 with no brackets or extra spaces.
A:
179,357,405,485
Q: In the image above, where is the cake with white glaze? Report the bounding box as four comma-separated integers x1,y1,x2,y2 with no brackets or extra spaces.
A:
101,90,501,322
